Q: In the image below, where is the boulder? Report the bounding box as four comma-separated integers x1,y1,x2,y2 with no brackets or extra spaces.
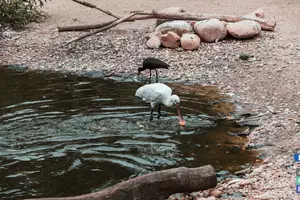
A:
226,20,261,39
156,7,185,26
180,33,201,50
161,31,180,48
146,36,161,49
193,19,227,43
155,20,193,37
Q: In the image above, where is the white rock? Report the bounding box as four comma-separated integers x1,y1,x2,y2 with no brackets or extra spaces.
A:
180,33,201,50
226,20,261,39
146,36,161,49
3,30,18,38
155,20,193,37
193,19,227,42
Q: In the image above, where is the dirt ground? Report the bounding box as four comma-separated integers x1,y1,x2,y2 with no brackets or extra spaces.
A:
1,0,300,199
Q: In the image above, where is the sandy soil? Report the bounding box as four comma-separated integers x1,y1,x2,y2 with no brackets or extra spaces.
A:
1,0,300,199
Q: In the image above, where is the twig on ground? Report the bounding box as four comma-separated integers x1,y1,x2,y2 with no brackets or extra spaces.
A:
66,13,136,44
72,0,120,19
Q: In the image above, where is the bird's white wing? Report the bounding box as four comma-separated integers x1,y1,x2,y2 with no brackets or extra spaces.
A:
135,84,163,103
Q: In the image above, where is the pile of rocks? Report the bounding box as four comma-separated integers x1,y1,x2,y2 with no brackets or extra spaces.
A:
146,8,263,51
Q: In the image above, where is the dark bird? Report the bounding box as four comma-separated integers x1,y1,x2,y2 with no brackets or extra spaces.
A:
138,57,169,83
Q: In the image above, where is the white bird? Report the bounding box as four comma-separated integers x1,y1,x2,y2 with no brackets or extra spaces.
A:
135,83,186,127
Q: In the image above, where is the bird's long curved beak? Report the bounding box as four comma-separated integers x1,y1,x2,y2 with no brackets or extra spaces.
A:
176,104,186,127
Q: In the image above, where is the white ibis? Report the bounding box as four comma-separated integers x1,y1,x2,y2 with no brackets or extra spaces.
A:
138,57,169,83
135,83,186,127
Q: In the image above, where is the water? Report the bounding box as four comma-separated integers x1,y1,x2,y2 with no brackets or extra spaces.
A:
0,66,258,199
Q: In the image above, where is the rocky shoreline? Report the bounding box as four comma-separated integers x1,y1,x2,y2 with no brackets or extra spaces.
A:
1,10,300,198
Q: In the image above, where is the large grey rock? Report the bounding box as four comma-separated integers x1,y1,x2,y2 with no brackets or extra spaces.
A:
194,19,227,43
155,20,193,37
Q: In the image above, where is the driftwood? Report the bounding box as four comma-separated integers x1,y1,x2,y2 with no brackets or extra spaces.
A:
156,7,265,26
66,13,136,44
58,15,152,32
131,10,276,31
58,9,275,32
58,20,116,32
26,165,217,200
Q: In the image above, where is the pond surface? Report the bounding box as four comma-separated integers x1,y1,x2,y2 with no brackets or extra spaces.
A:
0,66,257,199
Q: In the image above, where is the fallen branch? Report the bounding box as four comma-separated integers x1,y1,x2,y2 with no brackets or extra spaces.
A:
66,13,136,44
72,0,120,19
26,165,217,200
58,20,116,32
131,10,276,31
57,15,153,32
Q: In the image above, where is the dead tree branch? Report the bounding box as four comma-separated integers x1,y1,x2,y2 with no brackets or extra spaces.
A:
58,20,116,32
66,13,136,44
25,165,217,200
72,0,120,19
57,15,155,32
131,10,276,31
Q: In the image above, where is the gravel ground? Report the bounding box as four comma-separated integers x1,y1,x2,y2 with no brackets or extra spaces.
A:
1,0,300,199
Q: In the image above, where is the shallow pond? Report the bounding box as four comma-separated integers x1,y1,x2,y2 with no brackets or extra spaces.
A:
0,66,258,199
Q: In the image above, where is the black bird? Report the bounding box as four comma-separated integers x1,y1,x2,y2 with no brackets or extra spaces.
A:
138,57,169,83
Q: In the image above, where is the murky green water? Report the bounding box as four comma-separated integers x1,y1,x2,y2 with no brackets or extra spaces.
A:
0,66,257,199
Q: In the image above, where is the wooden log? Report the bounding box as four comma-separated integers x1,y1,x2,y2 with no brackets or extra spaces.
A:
58,15,156,32
57,15,152,32
72,0,120,19
131,10,276,31
58,20,115,32
25,165,217,200
66,13,136,44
